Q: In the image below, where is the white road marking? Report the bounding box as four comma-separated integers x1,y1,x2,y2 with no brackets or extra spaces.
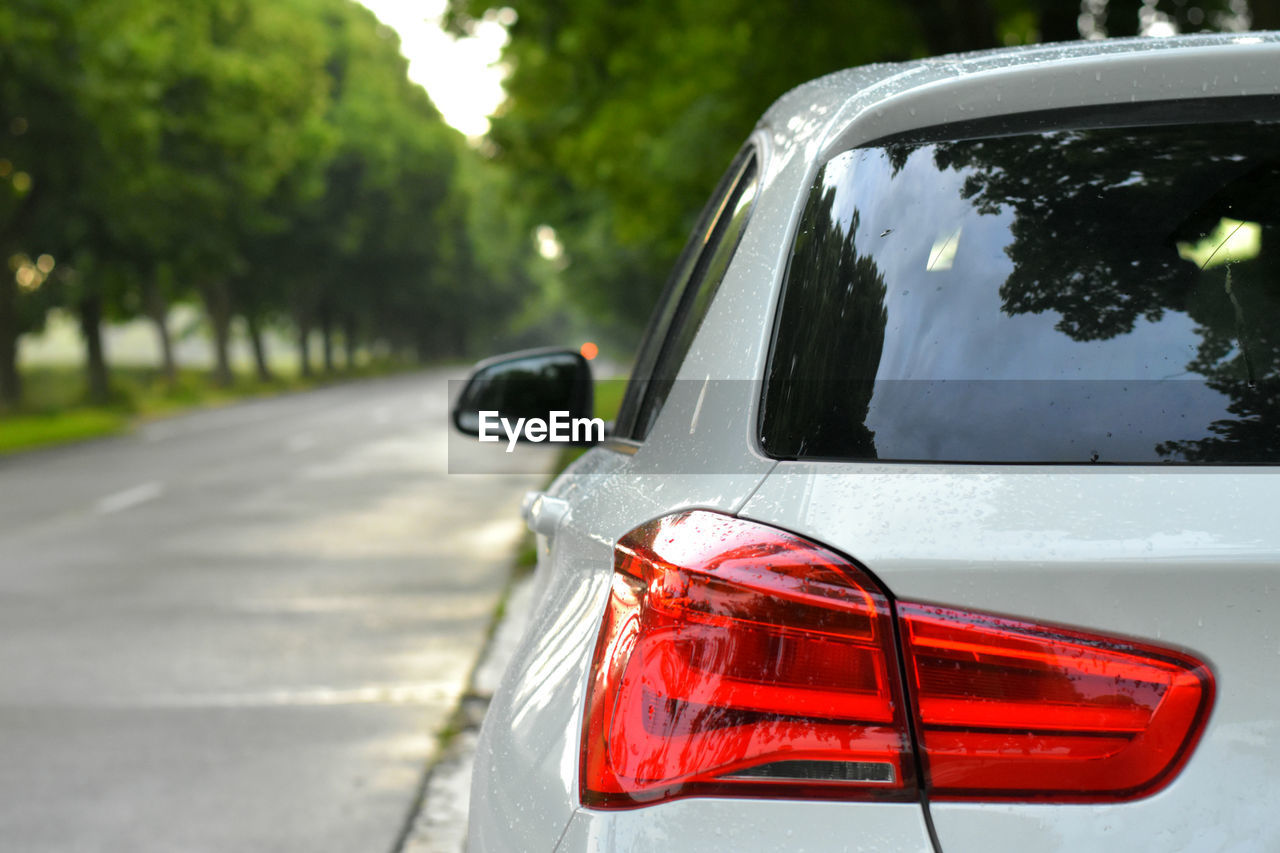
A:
95,481,165,514
141,404,290,442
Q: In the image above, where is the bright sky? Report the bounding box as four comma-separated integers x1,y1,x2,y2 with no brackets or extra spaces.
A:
357,0,510,137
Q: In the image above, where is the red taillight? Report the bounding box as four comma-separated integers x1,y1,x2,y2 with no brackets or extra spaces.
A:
581,511,1215,809
580,511,915,808
899,602,1214,801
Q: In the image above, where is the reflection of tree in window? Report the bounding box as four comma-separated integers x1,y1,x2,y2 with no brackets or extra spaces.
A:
921,123,1280,461
764,186,888,459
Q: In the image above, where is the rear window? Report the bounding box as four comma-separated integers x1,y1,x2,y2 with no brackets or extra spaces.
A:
761,104,1280,464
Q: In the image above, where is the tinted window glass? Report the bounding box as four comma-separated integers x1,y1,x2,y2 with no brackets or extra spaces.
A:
616,151,759,441
762,112,1280,464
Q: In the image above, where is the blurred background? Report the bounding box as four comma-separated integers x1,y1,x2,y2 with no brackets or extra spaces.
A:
1,1,1277,851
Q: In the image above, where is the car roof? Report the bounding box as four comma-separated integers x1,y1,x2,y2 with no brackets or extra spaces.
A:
760,32,1280,159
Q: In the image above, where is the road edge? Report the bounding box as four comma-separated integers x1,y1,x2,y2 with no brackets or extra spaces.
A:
393,569,536,853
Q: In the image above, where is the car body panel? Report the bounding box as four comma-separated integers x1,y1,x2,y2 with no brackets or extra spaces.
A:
555,799,935,852
467,120,796,842
468,456,780,851
739,465,1280,851
825,38,1280,152
758,34,1280,164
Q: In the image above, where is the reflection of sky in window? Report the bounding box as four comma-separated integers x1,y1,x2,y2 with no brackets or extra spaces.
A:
843,146,1216,384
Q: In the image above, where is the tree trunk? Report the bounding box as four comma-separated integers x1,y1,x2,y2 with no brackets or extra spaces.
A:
297,317,313,379
903,0,998,54
451,321,468,359
245,312,273,383
202,281,234,387
0,273,20,408
343,314,357,369
79,291,110,404
320,305,334,374
0,189,45,408
1252,0,1280,30
144,278,177,387
1101,0,1142,36
1037,0,1081,42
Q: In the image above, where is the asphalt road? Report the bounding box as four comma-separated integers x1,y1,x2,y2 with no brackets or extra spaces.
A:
0,370,551,852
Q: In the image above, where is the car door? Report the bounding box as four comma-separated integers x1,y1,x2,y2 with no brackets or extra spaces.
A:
468,142,784,851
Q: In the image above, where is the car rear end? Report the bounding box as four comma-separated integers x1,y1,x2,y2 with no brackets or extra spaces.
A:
468,33,1280,852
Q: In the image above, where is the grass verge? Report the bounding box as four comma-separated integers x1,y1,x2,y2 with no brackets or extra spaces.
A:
0,360,414,456
0,409,130,455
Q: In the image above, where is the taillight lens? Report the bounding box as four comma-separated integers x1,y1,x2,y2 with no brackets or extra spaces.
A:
899,602,1215,801
581,511,1215,809
580,511,915,808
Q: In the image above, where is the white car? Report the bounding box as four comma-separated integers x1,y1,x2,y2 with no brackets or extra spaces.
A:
452,32,1280,852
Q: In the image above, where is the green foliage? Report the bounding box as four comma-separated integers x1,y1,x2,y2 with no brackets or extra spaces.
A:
444,0,921,340
0,0,543,410
0,409,127,455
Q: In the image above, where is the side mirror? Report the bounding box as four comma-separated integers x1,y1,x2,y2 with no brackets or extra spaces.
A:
451,348,597,445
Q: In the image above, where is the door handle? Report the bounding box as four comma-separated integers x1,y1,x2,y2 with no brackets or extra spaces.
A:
523,491,570,537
